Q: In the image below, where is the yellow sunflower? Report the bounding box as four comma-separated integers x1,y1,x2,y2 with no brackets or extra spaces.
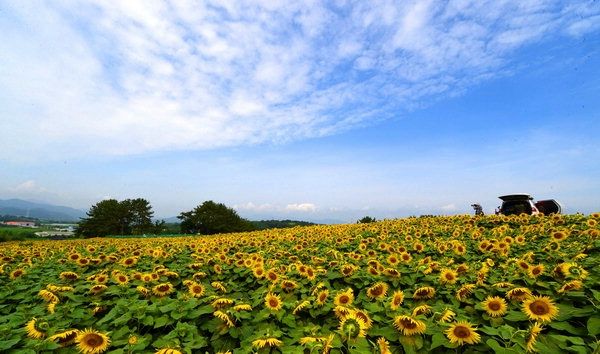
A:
281,280,298,292
413,286,435,300
389,290,405,310
334,289,354,307
338,312,368,340
211,281,227,293
152,283,174,297
210,297,233,309
252,337,283,349
527,265,545,278
456,284,476,302
354,309,373,329
89,285,108,295
10,268,25,279
137,286,150,297
393,315,426,336
265,292,283,311
482,296,508,317
188,283,205,298
440,269,458,284
526,322,543,353
293,300,310,315
25,318,47,339
412,304,432,317
49,329,79,347
558,280,583,293
315,289,329,306
155,348,183,354
213,310,235,327
59,271,79,281
506,287,532,302
522,296,559,322
377,337,391,354
114,274,129,286
445,321,481,345
366,282,389,300
76,329,110,354
551,230,568,242
438,308,456,323
233,304,252,311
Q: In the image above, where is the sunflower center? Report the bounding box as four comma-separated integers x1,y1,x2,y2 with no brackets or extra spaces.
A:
269,299,279,307
158,285,170,291
453,326,471,338
84,334,104,347
339,295,349,304
61,332,77,343
529,301,549,315
400,319,417,329
489,302,501,311
445,273,455,280
371,287,382,296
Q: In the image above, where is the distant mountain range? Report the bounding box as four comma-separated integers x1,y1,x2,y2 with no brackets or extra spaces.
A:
0,199,86,222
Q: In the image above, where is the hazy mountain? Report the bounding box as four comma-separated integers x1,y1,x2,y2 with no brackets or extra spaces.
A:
0,199,86,222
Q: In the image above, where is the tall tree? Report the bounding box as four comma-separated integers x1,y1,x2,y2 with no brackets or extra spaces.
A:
123,198,154,235
76,198,156,237
178,201,255,235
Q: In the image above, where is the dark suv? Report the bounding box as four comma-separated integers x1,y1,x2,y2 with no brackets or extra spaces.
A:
496,194,561,216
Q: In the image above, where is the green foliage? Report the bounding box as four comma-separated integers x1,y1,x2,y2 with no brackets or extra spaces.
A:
251,220,317,230
0,227,36,242
357,216,377,223
178,201,255,235
76,198,157,237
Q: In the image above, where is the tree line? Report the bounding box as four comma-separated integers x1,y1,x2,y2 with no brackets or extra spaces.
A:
76,199,259,238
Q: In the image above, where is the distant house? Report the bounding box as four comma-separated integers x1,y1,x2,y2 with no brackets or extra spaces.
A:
4,221,37,227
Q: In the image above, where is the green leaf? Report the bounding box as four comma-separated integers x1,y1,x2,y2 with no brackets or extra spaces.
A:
141,315,154,326
154,316,172,328
429,332,446,351
504,311,528,322
486,339,520,354
548,321,586,336
0,338,20,350
587,316,600,336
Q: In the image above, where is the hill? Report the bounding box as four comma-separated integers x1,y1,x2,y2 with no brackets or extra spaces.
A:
0,199,85,222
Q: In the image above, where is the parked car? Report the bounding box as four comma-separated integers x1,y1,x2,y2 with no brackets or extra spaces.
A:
495,194,561,216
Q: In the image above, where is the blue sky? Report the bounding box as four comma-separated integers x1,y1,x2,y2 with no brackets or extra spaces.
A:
1,1,599,222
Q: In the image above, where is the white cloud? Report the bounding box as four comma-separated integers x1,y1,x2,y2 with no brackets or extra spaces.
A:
0,1,598,161
234,202,317,213
440,203,457,212
233,202,275,212
10,180,46,193
285,203,317,212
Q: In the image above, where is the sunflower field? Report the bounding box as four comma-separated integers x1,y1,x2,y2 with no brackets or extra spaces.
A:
1,213,599,354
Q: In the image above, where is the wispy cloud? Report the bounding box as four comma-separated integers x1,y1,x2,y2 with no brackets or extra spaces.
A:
234,202,317,213
1,0,599,161
9,180,46,193
285,203,317,212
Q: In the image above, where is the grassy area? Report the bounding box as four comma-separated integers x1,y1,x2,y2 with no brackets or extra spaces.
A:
0,226,55,242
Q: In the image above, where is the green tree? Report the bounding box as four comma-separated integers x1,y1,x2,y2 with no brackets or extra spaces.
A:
178,201,255,235
122,198,155,235
357,216,377,224
76,198,155,237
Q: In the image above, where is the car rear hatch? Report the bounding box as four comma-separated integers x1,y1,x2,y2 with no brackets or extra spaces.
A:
534,200,562,215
